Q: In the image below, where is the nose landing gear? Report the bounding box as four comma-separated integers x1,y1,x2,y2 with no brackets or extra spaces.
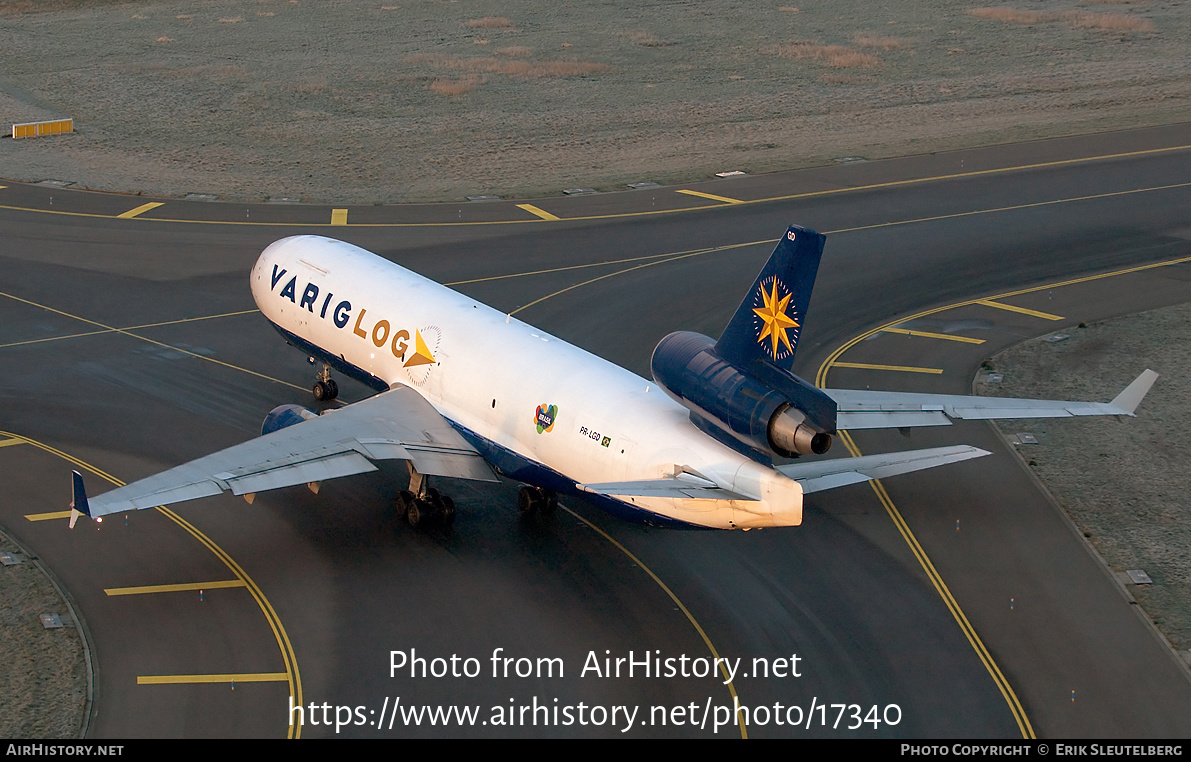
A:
312,363,339,401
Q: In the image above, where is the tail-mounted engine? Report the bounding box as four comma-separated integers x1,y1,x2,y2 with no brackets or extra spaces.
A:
650,331,835,458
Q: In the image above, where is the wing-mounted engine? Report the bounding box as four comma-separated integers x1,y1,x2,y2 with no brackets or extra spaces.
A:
650,331,835,459
261,404,319,435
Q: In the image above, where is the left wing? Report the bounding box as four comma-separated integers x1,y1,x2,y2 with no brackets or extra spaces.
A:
71,385,497,525
826,369,1157,431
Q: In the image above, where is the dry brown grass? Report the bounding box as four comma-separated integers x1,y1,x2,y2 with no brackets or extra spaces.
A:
257,11,274,16
779,6,800,11
218,16,244,23
626,31,672,47
776,43,879,67
467,16,511,29
429,75,483,95
0,2,34,17
408,54,609,78
176,14,191,19
497,45,531,57
969,7,1155,31
295,77,328,94
1064,9,1155,29
970,7,1053,23
156,36,174,42
852,33,911,49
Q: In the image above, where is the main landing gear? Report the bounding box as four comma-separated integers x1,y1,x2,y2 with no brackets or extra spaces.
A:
312,363,339,402
518,485,558,518
396,487,456,530
397,463,456,530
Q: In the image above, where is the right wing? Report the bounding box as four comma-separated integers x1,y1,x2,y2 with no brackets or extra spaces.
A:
71,385,496,523
826,369,1158,430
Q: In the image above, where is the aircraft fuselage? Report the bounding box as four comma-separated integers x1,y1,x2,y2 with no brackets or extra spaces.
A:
251,236,804,529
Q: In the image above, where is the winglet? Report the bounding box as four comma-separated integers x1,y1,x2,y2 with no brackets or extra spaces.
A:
69,470,92,529
1109,369,1159,415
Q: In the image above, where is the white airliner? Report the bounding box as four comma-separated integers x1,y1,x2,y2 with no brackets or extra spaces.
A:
70,226,1157,530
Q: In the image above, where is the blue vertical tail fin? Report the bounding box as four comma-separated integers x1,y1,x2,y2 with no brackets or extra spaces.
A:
715,225,826,372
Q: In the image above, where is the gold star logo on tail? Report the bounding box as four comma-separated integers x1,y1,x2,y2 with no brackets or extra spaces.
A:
403,329,437,368
753,278,798,360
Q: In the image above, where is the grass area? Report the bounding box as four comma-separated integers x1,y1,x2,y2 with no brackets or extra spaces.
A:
969,6,1157,32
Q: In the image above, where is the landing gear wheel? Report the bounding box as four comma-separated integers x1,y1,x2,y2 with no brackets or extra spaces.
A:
313,379,339,401
313,367,339,401
406,498,429,529
518,486,539,516
395,490,415,521
439,495,456,528
540,490,558,516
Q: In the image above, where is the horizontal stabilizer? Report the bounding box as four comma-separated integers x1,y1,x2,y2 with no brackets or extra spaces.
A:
579,472,759,501
776,445,990,494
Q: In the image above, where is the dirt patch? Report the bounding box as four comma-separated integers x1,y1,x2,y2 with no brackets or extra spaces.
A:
0,0,1184,203
0,529,87,738
979,302,1191,653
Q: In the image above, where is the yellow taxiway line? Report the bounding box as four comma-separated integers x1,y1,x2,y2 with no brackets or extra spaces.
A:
116,202,164,219
0,437,25,448
105,580,247,596
330,208,348,226
840,430,1036,739
975,299,1063,321
516,203,560,221
138,672,289,685
675,189,744,204
831,361,944,375
881,327,986,344
25,510,72,521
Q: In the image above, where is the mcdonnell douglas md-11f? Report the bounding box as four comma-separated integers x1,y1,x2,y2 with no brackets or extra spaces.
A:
69,226,1157,530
